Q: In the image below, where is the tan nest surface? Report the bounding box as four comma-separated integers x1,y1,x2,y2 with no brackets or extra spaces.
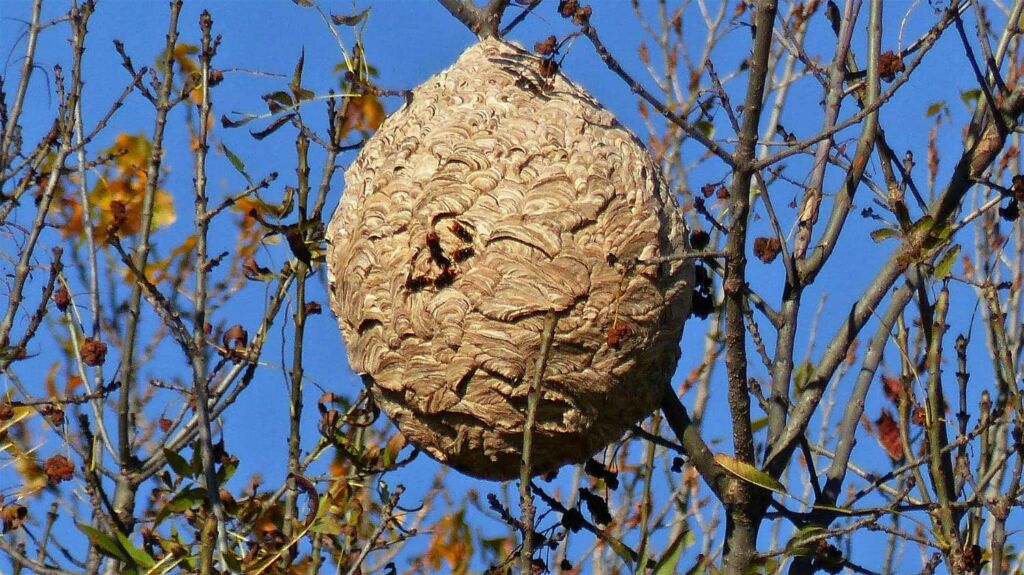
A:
327,38,693,480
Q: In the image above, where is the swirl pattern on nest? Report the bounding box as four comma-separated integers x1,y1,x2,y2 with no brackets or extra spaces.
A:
327,38,692,480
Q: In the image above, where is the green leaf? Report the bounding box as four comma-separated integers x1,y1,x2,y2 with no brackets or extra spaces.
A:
79,523,131,564
894,201,912,230
960,88,982,108
925,101,946,118
652,527,690,575
923,236,943,251
116,531,156,569
750,416,769,433
309,516,344,535
909,215,935,236
933,244,960,279
714,453,787,495
811,503,856,516
870,227,901,243
189,445,202,478
219,142,252,186
930,220,954,241
784,526,827,557
168,487,207,512
263,90,294,113
599,530,637,565
750,557,779,574
695,120,714,139
216,456,238,484
155,487,207,525
163,448,193,479
793,360,814,389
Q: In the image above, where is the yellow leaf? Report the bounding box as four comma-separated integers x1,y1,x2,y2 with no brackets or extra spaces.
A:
1,414,47,497
233,196,281,258
338,95,386,140
48,133,178,243
140,234,196,285
44,361,60,398
714,453,787,496
360,94,385,129
0,404,33,435
108,133,152,170
15,456,47,496
171,44,199,75
424,509,472,574
382,432,406,466
65,375,83,396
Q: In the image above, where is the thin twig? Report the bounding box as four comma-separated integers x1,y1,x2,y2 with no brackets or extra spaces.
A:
518,311,559,573
580,24,735,168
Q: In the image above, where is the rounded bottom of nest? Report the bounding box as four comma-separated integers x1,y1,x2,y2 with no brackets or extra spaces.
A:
370,370,666,480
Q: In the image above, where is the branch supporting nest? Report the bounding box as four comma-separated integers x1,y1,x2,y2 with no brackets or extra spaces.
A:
437,0,512,38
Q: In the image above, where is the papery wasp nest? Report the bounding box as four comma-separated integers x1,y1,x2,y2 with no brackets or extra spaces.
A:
327,38,693,480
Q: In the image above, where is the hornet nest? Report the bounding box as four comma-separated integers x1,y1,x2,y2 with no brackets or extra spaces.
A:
327,38,693,480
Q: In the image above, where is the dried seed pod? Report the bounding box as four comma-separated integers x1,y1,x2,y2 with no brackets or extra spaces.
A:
327,39,693,480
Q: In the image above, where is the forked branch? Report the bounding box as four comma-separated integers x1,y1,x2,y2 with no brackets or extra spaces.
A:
437,0,512,39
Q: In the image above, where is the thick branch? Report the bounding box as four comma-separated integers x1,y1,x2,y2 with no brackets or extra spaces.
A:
660,386,727,499
720,0,778,571
110,0,183,543
436,0,510,38
822,284,911,502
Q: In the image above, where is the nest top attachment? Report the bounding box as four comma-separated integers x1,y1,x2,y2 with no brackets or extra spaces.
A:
327,39,692,480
